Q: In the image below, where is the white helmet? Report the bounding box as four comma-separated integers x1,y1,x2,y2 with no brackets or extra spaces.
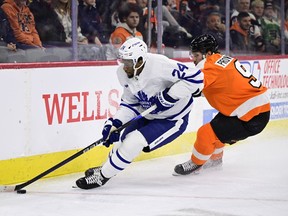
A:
118,38,148,67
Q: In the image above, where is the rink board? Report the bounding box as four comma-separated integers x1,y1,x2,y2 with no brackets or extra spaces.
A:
0,131,195,185
0,120,287,185
1,56,288,185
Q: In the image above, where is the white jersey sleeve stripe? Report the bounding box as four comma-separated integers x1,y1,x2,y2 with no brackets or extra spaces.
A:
230,92,270,118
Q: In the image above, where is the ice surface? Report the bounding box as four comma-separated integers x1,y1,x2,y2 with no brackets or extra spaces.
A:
1,125,288,216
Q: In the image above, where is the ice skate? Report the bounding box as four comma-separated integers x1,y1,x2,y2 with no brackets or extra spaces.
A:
202,158,223,170
84,166,100,177
76,167,109,189
173,160,202,176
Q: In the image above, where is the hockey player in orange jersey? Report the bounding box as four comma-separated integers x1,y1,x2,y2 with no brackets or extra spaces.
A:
174,34,270,175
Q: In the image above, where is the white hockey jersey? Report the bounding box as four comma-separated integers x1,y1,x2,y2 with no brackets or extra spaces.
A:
114,53,204,123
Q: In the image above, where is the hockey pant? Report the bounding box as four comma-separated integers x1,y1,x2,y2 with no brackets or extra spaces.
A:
101,114,189,178
191,111,270,165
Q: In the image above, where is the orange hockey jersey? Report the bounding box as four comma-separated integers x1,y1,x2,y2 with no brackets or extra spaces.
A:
200,53,270,121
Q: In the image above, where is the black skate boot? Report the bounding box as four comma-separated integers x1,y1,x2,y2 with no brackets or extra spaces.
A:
173,160,202,176
202,158,223,170
76,167,110,189
85,166,99,177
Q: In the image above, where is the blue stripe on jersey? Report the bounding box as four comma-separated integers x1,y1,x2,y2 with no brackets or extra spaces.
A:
184,70,203,84
191,79,204,84
167,95,194,120
191,69,202,78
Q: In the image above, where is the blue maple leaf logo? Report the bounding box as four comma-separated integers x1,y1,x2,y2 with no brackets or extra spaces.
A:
135,91,154,109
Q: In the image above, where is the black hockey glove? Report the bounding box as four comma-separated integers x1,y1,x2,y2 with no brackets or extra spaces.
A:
102,118,123,147
153,88,179,113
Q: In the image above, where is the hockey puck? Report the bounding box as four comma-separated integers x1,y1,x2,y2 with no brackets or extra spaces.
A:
17,189,27,194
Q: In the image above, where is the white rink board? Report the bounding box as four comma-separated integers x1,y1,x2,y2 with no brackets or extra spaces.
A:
0,57,287,160
0,65,121,160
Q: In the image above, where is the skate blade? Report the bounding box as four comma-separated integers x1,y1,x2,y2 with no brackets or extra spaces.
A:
172,170,201,176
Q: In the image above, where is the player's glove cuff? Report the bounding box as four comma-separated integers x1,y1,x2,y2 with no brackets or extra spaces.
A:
153,88,179,113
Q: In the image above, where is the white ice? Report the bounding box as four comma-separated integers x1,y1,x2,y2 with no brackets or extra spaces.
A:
1,124,288,216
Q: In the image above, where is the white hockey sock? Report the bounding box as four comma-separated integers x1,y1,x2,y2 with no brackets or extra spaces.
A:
101,130,148,178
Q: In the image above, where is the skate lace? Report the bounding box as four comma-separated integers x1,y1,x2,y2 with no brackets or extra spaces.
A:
182,160,198,172
91,167,101,173
85,173,104,186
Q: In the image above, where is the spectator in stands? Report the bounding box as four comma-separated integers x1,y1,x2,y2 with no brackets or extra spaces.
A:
106,2,143,60
110,2,143,47
94,0,113,27
162,2,192,39
78,0,106,45
0,7,17,51
230,11,264,53
174,0,199,39
111,0,137,28
230,0,262,39
164,0,177,11
250,0,264,29
260,0,281,54
29,0,66,46
203,11,225,49
160,1,192,38
231,0,250,24
1,0,43,49
187,0,221,30
52,0,88,45
136,0,156,44
137,0,191,48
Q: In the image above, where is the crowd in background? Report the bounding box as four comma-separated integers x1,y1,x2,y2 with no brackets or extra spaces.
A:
0,0,287,63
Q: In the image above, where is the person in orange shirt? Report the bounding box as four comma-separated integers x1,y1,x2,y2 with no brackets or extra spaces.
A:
1,0,43,49
106,2,143,60
174,34,270,175
110,2,143,47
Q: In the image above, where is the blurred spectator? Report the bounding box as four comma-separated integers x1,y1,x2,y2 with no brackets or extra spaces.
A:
94,0,113,26
231,0,250,24
0,7,17,51
161,1,192,37
175,0,199,38
188,0,221,21
230,11,264,52
110,2,143,46
164,0,177,10
260,0,281,54
1,0,43,49
111,0,137,28
203,11,225,49
183,0,224,37
231,0,262,38
29,0,66,46
137,0,191,48
78,0,107,45
107,2,143,59
285,1,288,51
136,0,157,45
251,0,264,34
250,0,264,29
52,0,88,45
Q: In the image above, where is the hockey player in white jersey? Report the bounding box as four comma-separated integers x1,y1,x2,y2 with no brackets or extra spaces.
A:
76,38,204,189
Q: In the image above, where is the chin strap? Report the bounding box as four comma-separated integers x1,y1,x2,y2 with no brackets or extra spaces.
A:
133,61,145,78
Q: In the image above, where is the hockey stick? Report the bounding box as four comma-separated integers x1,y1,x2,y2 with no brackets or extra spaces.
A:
0,105,156,192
